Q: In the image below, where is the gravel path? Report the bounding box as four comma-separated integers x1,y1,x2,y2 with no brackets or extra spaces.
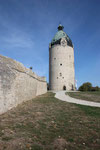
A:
55,91,100,108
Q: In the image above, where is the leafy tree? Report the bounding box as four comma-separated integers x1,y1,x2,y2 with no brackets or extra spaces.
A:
29,66,33,70
91,86,100,91
78,82,92,91
79,82,100,91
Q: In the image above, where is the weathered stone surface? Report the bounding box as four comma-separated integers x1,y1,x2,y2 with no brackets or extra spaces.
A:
49,24,75,91
49,42,75,91
0,55,47,114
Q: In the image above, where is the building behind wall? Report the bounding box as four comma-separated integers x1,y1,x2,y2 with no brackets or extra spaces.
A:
49,24,75,91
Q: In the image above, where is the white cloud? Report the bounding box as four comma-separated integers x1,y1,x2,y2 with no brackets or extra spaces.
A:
2,31,34,48
0,13,34,49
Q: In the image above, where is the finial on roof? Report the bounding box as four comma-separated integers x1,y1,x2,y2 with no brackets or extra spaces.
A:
58,23,64,31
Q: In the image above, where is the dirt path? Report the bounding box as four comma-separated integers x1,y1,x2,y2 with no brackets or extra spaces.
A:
55,91,100,107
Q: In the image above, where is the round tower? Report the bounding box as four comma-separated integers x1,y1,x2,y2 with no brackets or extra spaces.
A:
49,24,75,91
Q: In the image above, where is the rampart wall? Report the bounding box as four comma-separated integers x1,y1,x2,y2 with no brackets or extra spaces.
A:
0,55,47,114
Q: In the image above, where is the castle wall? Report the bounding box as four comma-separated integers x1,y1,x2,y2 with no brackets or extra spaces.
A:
49,43,75,91
0,55,47,114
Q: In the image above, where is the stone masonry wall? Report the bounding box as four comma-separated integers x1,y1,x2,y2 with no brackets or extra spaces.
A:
0,55,47,114
49,39,75,91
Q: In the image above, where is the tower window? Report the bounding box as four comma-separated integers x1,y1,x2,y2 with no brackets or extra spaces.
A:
54,58,56,60
59,73,62,76
57,77,58,79
60,64,62,66
62,77,64,79
69,55,71,58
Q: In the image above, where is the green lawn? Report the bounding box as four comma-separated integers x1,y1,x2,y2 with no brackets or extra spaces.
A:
67,91,100,103
0,92,100,150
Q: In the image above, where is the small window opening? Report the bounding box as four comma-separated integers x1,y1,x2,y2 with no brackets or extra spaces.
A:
59,73,62,76
54,58,56,60
57,77,58,79
60,64,62,66
62,77,64,79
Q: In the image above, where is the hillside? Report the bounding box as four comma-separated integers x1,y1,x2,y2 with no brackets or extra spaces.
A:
0,92,100,150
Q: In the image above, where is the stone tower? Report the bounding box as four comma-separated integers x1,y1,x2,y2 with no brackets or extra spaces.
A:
49,24,75,91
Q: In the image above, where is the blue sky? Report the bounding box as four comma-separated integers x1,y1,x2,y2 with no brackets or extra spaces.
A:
0,0,100,88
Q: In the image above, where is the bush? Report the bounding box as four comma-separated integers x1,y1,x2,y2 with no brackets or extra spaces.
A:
78,82,92,91
78,83,100,92
91,86,100,91
29,66,32,70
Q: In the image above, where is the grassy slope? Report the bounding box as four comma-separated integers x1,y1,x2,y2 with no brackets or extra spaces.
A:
67,91,100,102
0,92,100,150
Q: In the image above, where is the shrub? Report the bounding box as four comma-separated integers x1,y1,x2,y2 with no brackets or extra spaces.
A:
91,86,100,91
78,83,100,92
78,82,92,91
29,67,32,70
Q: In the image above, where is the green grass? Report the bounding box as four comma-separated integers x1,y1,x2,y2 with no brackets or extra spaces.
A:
0,92,100,150
76,104,100,117
67,91,100,102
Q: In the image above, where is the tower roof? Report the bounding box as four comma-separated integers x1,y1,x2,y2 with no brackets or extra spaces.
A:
51,24,73,47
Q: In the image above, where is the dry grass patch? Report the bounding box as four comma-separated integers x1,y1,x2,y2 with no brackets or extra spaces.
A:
67,91,100,102
0,92,100,150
